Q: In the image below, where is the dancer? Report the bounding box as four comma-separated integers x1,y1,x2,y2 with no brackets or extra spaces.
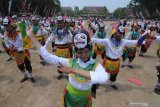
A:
3,18,35,83
27,28,109,107
45,16,72,80
91,26,146,90
122,25,141,68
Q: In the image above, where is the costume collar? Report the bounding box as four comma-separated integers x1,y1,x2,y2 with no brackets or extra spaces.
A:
77,57,96,68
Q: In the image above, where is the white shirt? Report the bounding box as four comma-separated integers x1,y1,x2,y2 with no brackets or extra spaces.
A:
45,30,72,47
4,34,23,52
91,22,110,32
91,38,137,59
0,33,3,39
156,36,160,43
38,46,109,90
151,31,158,37
36,27,48,36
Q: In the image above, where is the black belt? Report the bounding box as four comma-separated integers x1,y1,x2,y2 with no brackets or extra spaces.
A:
105,56,119,61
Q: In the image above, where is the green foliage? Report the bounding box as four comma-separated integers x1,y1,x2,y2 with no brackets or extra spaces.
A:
128,0,160,19
74,6,80,16
0,0,61,16
128,0,160,9
113,8,126,19
99,6,109,15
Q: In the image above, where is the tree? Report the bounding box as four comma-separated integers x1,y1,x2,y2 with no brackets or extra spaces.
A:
0,0,10,15
74,6,79,16
128,0,160,19
0,0,61,16
113,8,126,19
99,6,109,15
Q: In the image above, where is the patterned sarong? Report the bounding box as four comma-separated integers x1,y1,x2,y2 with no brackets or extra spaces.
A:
127,46,137,57
94,44,105,55
62,83,92,107
13,50,30,65
103,57,120,74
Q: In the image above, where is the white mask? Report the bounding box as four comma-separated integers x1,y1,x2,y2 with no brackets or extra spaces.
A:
74,33,88,49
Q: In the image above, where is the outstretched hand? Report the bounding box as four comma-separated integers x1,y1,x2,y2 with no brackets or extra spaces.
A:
57,63,74,74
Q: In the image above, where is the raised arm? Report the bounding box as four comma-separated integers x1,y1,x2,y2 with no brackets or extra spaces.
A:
26,28,68,67
91,38,108,46
91,23,98,31
124,39,138,46
0,33,3,38
44,33,54,48
104,24,112,32
88,19,98,31
125,29,152,47
68,30,73,42
4,36,10,48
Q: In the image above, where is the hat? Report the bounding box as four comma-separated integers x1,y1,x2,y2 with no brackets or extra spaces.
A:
71,18,75,22
73,30,90,49
31,16,36,21
38,22,43,26
22,15,26,17
99,22,105,28
66,17,71,23
57,16,63,21
12,15,17,19
3,18,10,25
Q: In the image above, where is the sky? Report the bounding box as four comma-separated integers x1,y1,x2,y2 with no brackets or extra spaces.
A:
60,0,131,12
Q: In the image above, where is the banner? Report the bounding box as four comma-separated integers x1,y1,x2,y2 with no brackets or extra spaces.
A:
135,11,139,18
8,0,12,15
27,3,31,12
145,9,150,18
139,11,145,20
19,22,32,49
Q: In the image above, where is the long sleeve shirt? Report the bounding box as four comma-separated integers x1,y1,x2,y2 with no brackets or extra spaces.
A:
4,34,23,52
38,46,109,90
91,22,111,33
91,38,138,59
156,36,160,43
44,28,72,47
0,33,3,39
36,27,48,37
